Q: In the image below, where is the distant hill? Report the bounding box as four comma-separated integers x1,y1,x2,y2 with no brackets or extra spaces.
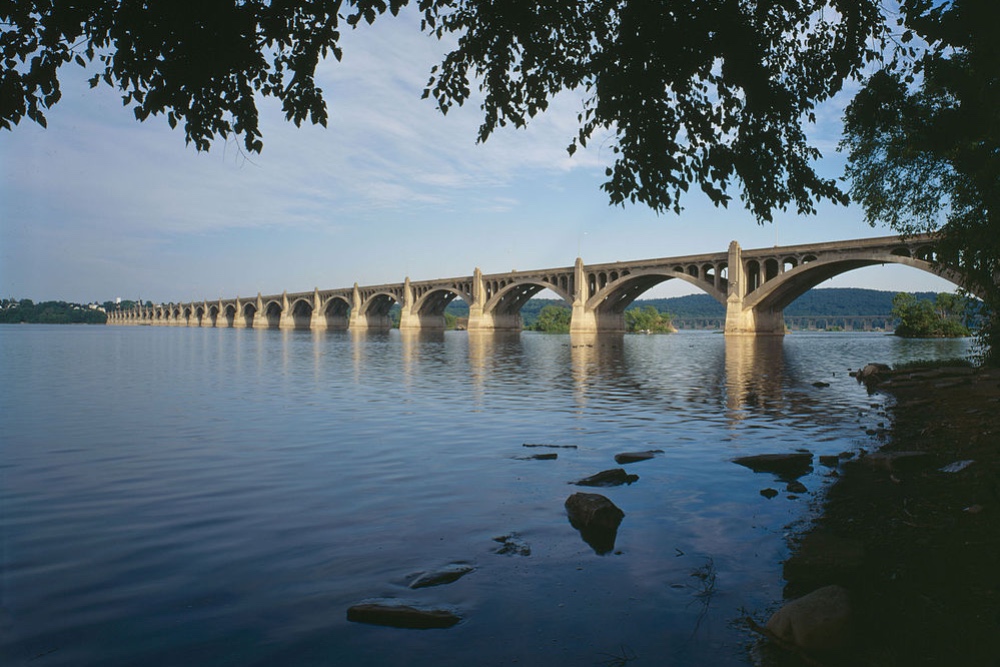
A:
635,288,940,318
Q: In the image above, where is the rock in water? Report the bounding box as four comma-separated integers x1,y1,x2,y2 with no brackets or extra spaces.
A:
854,363,891,387
347,601,461,629
573,468,638,486
565,492,625,554
492,533,531,556
732,452,813,481
766,585,853,654
408,563,475,589
614,450,662,464
515,452,558,460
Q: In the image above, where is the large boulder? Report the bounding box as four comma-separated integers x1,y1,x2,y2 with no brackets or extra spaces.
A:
565,492,625,554
853,363,891,387
766,585,853,654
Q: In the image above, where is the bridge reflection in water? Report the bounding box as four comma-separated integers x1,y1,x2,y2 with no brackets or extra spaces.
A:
464,329,830,427
109,234,966,336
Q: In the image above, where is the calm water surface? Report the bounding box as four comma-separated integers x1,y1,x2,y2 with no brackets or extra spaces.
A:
0,326,972,666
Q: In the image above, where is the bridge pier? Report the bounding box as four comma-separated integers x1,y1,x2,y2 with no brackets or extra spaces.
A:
252,294,270,330
466,268,523,331
277,292,297,330
398,278,446,331
724,241,786,336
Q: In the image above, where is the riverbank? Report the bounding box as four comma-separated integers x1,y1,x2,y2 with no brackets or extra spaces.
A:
768,365,1000,665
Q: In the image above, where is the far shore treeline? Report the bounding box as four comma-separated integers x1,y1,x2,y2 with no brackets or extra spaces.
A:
1,290,976,335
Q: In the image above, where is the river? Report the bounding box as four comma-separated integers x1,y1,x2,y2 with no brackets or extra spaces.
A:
0,325,973,666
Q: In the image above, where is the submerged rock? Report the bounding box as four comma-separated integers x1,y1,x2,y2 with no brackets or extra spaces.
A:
614,450,663,464
565,492,625,555
408,563,475,589
492,533,531,556
574,468,639,487
732,452,813,481
766,585,853,654
760,488,779,499
853,363,891,387
347,601,461,629
515,452,558,461
786,481,808,494
819,455,840,468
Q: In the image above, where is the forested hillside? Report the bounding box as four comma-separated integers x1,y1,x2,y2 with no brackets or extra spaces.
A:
0,299,107,324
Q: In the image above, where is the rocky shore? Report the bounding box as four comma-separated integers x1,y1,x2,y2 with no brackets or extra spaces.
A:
762,365,1000,666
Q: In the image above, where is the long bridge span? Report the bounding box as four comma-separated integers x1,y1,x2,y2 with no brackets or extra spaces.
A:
107,233,963,335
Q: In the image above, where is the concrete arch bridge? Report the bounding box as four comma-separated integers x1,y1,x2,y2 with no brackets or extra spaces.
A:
108,233,963,335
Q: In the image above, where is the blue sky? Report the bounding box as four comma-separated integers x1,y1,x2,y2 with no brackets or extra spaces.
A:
1,11,956,305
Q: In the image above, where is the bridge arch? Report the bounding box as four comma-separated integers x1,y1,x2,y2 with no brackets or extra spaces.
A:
580,268,728,332
319,295,351,330
481,278,574,331
240,302,256,328
406,286,474,331
357,290,398,330
221,303,236,328
287,297,314,330
259,300,283,329
745,251,968,317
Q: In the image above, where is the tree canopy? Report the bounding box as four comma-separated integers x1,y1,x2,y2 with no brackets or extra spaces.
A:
530,304,571,333
3,0,884,221
890,292,972,338
624,305,675,333
841,0,999,361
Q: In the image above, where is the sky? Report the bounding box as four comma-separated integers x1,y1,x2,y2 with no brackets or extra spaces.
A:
1,10,957,305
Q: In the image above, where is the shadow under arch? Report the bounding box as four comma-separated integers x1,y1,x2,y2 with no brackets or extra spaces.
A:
579,269,727,333
318,295,351,330
287,297,314,330
407,287,474,331
480,278,574,331
356,290,398,330
745,253,972,315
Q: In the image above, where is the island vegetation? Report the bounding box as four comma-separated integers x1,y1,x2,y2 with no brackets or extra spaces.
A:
524,303,676,334
890,292,972,338
623,305,676,334
528,305,572,334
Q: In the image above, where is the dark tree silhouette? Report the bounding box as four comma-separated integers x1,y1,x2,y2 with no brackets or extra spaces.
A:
841,0,999,362
3,0,883,220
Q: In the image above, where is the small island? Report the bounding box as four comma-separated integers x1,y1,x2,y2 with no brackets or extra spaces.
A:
528,304,675,334
891,292,972,338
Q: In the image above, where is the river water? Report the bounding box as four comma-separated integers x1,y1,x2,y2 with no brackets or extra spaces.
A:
0,325,972,666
